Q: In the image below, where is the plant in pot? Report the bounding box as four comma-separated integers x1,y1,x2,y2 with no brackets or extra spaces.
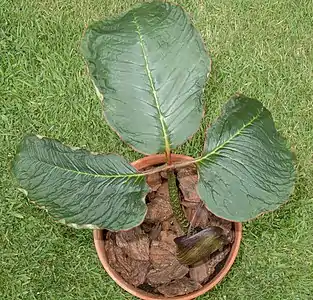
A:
12,1,295,299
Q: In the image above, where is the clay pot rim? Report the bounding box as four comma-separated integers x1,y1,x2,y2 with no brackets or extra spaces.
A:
93,154,242,300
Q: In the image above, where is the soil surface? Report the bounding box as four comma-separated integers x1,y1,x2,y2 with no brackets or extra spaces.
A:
104,166,234,297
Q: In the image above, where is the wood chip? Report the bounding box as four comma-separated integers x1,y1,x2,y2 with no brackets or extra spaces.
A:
176,166,197,178
160,171,168,179
146,173,162,191
178,174,201,202
161,217,184,235
150,240,176,267
190,246,231,284
115,228,149,261
146,197,173,222
157,277,202,297
146,260,189,286
105,239,150,287
189,263,215,283
155,182,169,199
159,230,177,249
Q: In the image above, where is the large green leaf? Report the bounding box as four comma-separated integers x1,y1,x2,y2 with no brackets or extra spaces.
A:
81,1,210,154
196,95,295,222
12,135,149,231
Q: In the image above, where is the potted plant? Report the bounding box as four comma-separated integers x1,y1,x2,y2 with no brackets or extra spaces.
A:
12,1,295,299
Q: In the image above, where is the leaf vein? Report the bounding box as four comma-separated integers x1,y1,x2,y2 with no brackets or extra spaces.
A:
132,14,171,152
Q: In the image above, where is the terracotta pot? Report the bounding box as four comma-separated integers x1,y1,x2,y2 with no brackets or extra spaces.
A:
94,154,242,300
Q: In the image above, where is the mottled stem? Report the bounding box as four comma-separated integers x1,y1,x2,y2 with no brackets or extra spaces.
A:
167,170,189,234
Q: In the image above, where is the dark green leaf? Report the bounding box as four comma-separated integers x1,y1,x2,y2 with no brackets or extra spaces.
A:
81,1,210,154
12,135,149,231
174,226,228,265
196,94,296,221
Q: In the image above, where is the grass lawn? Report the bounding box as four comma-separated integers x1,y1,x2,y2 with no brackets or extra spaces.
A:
1,0,313,299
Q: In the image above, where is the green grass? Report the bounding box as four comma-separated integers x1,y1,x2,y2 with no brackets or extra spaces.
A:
1,0,313,299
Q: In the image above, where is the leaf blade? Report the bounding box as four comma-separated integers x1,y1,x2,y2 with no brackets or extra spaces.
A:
81,2,210,154
12,135,149,230
197,95,296,221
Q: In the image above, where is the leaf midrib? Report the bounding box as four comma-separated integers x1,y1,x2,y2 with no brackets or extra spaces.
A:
28,156,143,180
132,14,171,153
196,108,264,163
